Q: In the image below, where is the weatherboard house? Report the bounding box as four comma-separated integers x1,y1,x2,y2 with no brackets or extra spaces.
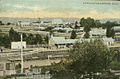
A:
49,36,114,48
49,36,77,48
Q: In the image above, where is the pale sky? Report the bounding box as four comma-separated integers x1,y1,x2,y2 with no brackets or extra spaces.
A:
0,0,120,19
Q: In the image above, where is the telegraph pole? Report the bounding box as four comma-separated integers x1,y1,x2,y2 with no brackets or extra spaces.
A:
19,20,24,73
20,34,23,73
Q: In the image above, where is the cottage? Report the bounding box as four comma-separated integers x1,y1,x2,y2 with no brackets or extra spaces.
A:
90,28,106,38
49,36,77,48
49,36,67,48
49,36,114,48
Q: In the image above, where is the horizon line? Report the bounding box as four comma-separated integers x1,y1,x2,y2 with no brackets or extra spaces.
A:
0,16,120,19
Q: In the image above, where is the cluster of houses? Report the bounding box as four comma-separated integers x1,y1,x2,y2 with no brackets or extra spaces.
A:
11,19,120,49
48,35,114,49
17,19,65,27
1,18,120,77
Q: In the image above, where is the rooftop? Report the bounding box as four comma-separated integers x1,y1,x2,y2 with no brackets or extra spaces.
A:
112,26,120,32
51,36,114,45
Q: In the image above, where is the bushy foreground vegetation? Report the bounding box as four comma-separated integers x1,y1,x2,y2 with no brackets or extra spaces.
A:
40,40,120,79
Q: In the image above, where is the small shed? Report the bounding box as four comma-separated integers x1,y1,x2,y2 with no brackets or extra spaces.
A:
11,41,26,49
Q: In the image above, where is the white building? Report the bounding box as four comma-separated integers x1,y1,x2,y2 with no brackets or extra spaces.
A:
90,28,106,38
102,37,114,46
52,19,64,25
17,22,31,26
11,41,26,49
41,21,52,26
32,23,41,26
49,36,114,48
49,36,77,48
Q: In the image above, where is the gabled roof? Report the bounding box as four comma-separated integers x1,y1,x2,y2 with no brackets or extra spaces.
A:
112,26,120,32
51,36,94,45
102,37,114,42
51,37,68,44
50,36,114,45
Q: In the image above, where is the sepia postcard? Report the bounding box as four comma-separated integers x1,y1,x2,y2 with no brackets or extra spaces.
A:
0,0,120,79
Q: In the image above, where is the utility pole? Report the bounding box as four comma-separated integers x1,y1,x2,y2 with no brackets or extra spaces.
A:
19,20,24,73
20,33,24,73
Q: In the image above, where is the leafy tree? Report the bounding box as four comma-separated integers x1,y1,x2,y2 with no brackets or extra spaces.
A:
69,40,113,78
111,29,115,38
80,17,102,32
86,17,96,28
106,21,116,38
83,18,92,32
81,17,95,32
103,21,117,29
84,23,91,32
70,30,77,39
80,17,86,27
44,35,49,44
30,65,33,72
0,35,10,48
95,20,102,28
9,27,15,41
2,35,11,48
0,21,2,25
106,26,115,38
106,27,111,37
7,22,11,25
50,40,113,79
84,32,90,38
0,29,2,32
74,21,79,29
15,63,21,73
110,48,120,70
34,34,43,44
57,29,66,33
22,33,27,41
9,27,20,41
27,34,35,44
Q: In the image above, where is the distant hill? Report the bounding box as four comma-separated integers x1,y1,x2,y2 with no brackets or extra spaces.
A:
0,17,120,24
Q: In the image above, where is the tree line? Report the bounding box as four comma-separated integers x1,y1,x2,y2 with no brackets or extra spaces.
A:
70,17,119,39
0,27,49,48
0,21,13,25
